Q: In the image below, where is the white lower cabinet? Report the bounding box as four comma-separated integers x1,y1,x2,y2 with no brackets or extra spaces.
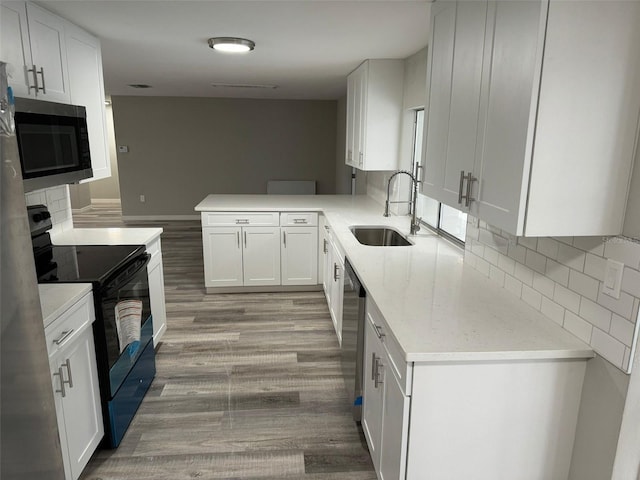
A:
363,301,410,480
45,292,103,480
363,298,587,480
201,211,319,290
146,237,167,346
326,238,344,344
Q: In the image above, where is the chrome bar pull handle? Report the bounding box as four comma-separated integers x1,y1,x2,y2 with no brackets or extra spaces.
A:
333,263,340,281
374,358,384,388
293,219,307,224
323,239,328,254
236,231,240,248
371,353,377,381
374,324,385,340
465,173,477,207
53,329,74,346
36,67,46,93
359,152,363,166
236,219,249,225
62,359,73,389
458,170,465,204
243,231,247,247
28,65,39,93
283,231,287,247
54,367,66,397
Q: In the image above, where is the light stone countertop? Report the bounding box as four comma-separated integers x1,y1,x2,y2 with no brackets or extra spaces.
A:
39,283,92,329
196,194,594,363
51,227,163,246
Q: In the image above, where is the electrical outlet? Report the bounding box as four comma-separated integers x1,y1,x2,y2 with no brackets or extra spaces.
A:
139,195,145,203
602,259,624,299
118,145,129,153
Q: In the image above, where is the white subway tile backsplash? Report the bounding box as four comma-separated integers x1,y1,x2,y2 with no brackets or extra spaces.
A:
475,257,491,276
610,314,635,347
525,249,547,274
557,243,586,272
545,260,570,287
573,236,606,256
564,311,593,344
584,253,606,281
579,297,612,331
467,221,640,373
604,238,640,270
489,265,505,286
514,263,534,287
504,275,523,297
541,297,565,326
591,328,626,368
507,242,527,264
537,238,559,260
568,270,600,302
554,284,581,314
497,254,516,276
597,290,635,320
522,285,542,310
622,267,640,297
532,272,555,298
518,236,538,250
484,246,500,266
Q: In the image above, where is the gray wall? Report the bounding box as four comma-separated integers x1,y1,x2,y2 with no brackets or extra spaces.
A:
622,143,640,239
112,96,337,217
89,102,121,201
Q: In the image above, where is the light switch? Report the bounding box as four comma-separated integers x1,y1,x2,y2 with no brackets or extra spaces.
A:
602,259,624,299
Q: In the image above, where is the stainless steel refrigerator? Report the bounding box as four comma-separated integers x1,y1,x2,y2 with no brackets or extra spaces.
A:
0,62,66,478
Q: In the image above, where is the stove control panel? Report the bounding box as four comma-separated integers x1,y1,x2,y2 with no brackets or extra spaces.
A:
27,204,53,237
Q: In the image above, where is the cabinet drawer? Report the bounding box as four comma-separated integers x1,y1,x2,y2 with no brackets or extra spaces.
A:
366,299,412,395
280,212,318,226
201,212,279,227
45,292,95,358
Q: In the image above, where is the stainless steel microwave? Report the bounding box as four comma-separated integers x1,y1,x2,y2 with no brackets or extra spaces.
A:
15,97,93,192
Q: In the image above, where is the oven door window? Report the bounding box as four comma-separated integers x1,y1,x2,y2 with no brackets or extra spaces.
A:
101,264,152,397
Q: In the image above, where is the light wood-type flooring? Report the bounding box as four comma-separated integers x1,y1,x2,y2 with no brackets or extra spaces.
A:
76,203,375,480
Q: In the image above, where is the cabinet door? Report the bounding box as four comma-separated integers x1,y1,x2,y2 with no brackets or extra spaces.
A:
362,318,384,471
323,230,333,300
328,241,344,343
59,326,103,480
472,0,544,233
380,369,410,480
346,73,356,167
25,3,70,103
49,350,71,480
0,1,33,97
243,226,281,286
423,1,487,210
281,226,318,286
148,252,167,346
355,63,367,169
318,219,328,287
202,227,243,287
66,24,111,182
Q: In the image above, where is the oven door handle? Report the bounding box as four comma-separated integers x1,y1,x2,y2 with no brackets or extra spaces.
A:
100,253,151,295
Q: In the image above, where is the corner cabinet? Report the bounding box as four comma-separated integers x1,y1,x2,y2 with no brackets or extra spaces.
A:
362,298,589,480
0,1,111,181
201,211,318,291
45,292,103,480
422,0,640,237
346,59,405,171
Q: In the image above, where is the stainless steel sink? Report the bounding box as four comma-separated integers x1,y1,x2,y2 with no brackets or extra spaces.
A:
350,227,412,246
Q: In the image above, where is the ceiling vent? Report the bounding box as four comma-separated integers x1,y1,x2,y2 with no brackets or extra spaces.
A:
210,83,278,90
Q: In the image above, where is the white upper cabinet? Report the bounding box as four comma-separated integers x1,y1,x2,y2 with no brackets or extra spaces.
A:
346,59,405,171
1,1,111,182
65,24,111,181
0,1,32,97
25,3,71,102
423,0,640,237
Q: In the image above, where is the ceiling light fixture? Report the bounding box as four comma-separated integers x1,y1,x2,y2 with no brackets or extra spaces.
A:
208,37,255,53
211,83,277,90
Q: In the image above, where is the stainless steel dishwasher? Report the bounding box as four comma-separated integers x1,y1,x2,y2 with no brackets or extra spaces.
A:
341,258,366,422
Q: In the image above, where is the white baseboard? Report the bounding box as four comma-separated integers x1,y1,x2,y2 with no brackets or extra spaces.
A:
91,198,122,205
72,205,92,213
122,215,200,221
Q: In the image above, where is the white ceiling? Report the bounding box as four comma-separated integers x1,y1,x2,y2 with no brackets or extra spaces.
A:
36,0,430,100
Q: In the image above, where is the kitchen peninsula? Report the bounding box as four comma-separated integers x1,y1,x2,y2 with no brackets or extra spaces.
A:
196,194,594,479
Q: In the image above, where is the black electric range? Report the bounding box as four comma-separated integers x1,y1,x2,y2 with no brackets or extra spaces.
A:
29,205,156,448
